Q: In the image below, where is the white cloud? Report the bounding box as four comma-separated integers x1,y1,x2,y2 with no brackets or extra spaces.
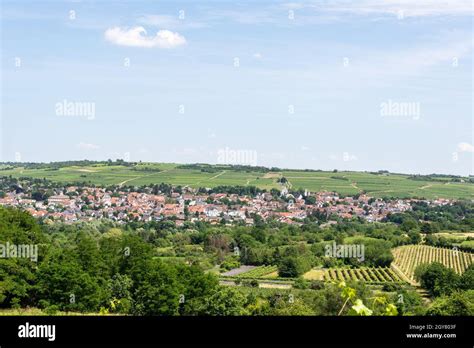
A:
253,53,263,59
77,142,100,150
457,142,474,153
104,26,186,48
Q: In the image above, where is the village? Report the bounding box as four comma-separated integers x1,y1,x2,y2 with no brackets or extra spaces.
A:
0,182,453,226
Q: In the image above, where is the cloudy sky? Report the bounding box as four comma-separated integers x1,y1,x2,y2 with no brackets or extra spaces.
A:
1,0,473,175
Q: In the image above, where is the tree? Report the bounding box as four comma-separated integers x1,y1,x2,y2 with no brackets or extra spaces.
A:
278,256,311,278
344,237,393,267
0,207,46,308
407,230,421,244
35,250,108,312
460,264,474,290
107,273,133,313
414,262,460,297
31,191,45,201
131,259,182,315
176,264,219,315
74,232,104,277
392,289,424,316
426,290,474,316
270,297,314,315
192,287,247,316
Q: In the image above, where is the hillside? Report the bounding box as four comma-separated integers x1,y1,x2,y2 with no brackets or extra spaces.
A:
0,162,473,199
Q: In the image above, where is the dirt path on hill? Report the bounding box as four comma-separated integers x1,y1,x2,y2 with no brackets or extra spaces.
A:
263,172,281,179
118,169,170,187
208,170,226,180
193,170,226,186
351,182,361,191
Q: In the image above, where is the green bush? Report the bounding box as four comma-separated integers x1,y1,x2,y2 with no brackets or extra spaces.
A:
278,256,311,278
414,262,460,297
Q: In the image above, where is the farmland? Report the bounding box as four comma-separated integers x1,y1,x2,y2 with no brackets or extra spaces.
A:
305,267,405,283
220,265,406,285
221,265,279,279
219,246,474,287
1,162,473,199
392,245,474,282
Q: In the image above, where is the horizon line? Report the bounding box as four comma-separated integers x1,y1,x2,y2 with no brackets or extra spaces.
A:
1,160,472,178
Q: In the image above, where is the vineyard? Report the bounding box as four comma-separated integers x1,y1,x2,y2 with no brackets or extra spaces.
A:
223,265,405,283
222,265,278,279
220,246,474,285
320,267,404,283
392,245,474,282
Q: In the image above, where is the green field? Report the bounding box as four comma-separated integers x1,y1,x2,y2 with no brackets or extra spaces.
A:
1,163,473,199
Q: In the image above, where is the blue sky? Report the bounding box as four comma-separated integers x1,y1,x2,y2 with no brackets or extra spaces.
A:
1,0,473,175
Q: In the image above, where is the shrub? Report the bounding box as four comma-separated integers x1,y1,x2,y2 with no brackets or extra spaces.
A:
414,262,460,297
278,256,311,278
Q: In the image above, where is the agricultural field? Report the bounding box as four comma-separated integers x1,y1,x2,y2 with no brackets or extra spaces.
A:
302,268,326,280
222,265,405,284
432,231,474,243
460,240,474,251
304,267,405,283
1,162,473,199
221,265,278,279
282,170,474,199
392,245,474,283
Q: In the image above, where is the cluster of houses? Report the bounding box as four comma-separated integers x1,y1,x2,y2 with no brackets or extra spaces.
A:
0,184,453,226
